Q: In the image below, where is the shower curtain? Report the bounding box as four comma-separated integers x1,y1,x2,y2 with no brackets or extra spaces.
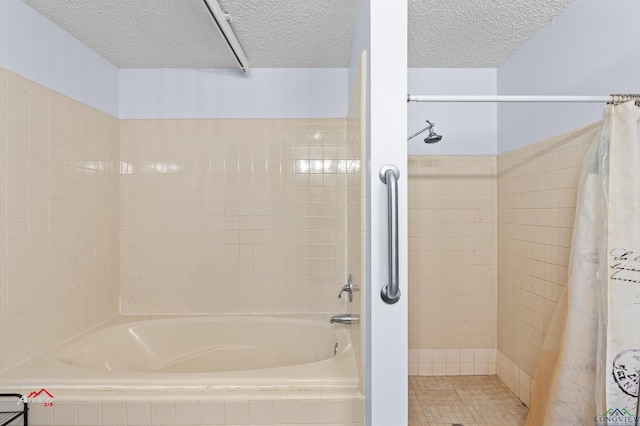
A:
527,101,640,425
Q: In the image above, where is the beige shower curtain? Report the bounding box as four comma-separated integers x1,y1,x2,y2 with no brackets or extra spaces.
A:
527,101,640,425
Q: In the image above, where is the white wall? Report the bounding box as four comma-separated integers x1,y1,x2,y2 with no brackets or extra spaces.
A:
0,0,119,117
365,0,409,424
498,0,640,153
408,69,497,155
1,1,348,120
119,68,347,119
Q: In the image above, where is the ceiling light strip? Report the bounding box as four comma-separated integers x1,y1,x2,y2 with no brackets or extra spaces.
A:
202,0,249,73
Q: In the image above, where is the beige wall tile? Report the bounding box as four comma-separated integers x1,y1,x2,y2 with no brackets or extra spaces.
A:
408,155,497,361
119,118,350,315
0,67,120,372
1,67,365,423
497,122,600,379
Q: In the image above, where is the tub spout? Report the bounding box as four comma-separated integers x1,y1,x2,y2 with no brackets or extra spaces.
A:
330,314,360,325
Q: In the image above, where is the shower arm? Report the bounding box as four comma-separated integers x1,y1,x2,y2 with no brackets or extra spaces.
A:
407,121,434,141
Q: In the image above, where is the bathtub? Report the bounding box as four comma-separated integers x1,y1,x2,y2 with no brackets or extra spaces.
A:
0,315,358,391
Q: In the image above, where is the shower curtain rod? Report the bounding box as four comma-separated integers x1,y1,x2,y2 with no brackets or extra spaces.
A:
407,95,610,103
202,0,249,72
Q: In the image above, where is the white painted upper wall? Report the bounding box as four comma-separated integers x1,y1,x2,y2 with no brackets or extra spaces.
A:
497,0,640,153
2,0,348,120
12,0,639,149
0,0,119,117
408,69,497,155
119,68,347,119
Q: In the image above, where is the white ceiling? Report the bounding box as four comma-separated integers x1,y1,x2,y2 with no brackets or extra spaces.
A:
22,0,575,69
408,0,575,67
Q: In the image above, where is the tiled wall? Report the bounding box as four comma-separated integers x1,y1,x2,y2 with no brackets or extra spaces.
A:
0,63,603,415
496,121,600,406
407,156,497,376
0,68,364,425
26,389,364,426
119,119,350,315
0,67,120,372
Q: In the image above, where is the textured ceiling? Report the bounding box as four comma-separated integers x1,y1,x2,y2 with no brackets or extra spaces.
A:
217,0,359,68
409,0,575,67
22,0,575,69
22,0,245,68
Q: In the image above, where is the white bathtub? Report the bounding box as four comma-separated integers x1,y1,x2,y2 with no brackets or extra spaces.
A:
0,315,358,391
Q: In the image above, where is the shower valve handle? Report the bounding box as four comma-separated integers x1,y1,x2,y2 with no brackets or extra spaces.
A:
337,274,358,302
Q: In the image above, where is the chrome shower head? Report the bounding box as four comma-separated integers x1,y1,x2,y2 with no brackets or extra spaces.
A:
423,126,442,144
408,120,442,143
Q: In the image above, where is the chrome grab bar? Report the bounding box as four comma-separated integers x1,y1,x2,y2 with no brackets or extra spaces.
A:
379,164,400,304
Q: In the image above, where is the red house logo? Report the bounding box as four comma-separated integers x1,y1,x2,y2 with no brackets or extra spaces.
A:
20,388,54,406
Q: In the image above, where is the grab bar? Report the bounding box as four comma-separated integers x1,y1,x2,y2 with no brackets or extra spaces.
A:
379,164,400,304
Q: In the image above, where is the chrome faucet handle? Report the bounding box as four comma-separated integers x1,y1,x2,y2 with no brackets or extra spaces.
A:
337,274,358,302
338,284,352,302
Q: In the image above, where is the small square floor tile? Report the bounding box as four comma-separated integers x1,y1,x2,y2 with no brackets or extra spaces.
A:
408,375,529,426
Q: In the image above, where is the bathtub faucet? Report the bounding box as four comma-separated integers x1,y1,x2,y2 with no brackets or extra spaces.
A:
330,314,360,325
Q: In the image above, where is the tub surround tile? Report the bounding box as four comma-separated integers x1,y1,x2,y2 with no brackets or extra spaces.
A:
249,400,275,424
1,67,365,425
175,402,200,425
126,402,152,425
298,400,326,423
224,400,250,425
120,119,350,317
52,401,78,425
0,68,120,374
24,390,364,425
77,402,102,426
150,402,176,425
102,402,127,425
199,401,225,424
0,69,366,425
28,403,54,426
273,400,299,424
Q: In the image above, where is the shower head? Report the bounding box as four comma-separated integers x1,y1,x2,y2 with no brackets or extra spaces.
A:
408,120,442,143
423,126,442,144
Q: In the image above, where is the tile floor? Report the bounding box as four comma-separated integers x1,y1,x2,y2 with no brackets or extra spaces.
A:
409,375,529,426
